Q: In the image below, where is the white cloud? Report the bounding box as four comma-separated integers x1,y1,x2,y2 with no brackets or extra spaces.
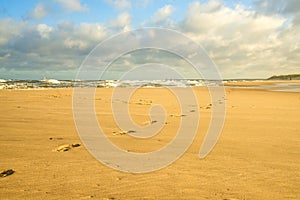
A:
109,12,131,31
0,18,24,46
180,0,299,78
54,0,89,12
37,24,53,39
28,3,49,19
151,5,173,23
78,23,106,41
0,19,107,73
64,37,88,50
0,53,11,61
255,0,300,15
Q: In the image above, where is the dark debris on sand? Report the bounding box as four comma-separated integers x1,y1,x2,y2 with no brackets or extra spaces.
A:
0,169,14,177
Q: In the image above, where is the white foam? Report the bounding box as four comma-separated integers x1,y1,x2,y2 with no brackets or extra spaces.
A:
41,78,60,84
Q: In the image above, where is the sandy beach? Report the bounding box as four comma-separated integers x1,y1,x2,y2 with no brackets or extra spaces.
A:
0,83,299,199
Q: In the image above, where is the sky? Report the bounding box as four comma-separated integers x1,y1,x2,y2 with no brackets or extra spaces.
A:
0,0,299,80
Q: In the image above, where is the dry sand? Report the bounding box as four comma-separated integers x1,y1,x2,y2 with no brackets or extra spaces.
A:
0,83,299,199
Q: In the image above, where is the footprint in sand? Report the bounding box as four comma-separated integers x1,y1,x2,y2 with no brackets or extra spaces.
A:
102,197,115,200
134,99,152,105
112,130,136,135
142,120,158,125
53,143,81,152
199,103,213,109
206,103,212,109
170,114,186,117
49,137,64,140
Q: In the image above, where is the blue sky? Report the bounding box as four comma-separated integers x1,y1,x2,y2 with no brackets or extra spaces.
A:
0,0,299,79
0,0,254,25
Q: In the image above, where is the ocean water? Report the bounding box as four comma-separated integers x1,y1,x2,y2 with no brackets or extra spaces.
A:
0,79,299,92
0,79,218,89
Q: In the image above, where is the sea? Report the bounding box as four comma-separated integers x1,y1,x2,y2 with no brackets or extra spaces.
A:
0,79,300,92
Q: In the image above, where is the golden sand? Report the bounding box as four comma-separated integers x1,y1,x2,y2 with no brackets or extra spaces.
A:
0,84,299,199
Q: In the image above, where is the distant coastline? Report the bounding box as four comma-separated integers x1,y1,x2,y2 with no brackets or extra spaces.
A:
267,74,300,80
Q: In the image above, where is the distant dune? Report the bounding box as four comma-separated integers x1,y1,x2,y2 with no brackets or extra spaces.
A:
267,74,300,80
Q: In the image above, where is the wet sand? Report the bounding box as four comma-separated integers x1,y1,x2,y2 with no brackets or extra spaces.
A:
0,84,299,199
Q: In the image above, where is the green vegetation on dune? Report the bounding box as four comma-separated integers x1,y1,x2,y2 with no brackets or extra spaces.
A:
267,74,300,80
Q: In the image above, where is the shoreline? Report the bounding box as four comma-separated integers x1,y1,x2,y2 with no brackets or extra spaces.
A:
1,80,299,94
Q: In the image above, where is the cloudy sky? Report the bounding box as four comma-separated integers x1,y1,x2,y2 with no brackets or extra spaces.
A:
0,0,299,79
